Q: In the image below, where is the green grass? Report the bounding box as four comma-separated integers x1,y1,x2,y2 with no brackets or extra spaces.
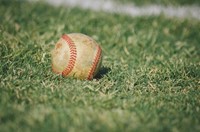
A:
116,0,200,6
0,1,200,132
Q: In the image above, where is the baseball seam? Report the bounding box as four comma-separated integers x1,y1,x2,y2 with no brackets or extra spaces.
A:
87,45,102,80
61,34,77,77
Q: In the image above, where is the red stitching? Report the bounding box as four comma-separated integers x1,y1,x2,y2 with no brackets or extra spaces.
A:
87,45,102,80
61,34,77,77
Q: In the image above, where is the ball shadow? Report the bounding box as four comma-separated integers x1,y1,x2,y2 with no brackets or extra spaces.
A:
94,66,111,80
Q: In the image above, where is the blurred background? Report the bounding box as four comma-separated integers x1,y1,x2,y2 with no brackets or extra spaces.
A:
46,0,200,20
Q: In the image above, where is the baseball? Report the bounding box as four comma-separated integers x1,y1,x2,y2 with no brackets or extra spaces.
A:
51,33,102,80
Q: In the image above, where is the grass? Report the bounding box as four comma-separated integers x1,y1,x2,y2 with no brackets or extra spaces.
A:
0,0,200,132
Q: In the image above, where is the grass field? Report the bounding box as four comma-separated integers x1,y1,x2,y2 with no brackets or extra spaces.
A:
0,0,200,132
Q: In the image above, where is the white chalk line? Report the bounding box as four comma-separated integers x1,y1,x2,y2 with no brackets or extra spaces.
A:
45,0,200,20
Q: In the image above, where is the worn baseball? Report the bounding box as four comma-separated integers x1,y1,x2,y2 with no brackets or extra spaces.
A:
51,33,102,80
